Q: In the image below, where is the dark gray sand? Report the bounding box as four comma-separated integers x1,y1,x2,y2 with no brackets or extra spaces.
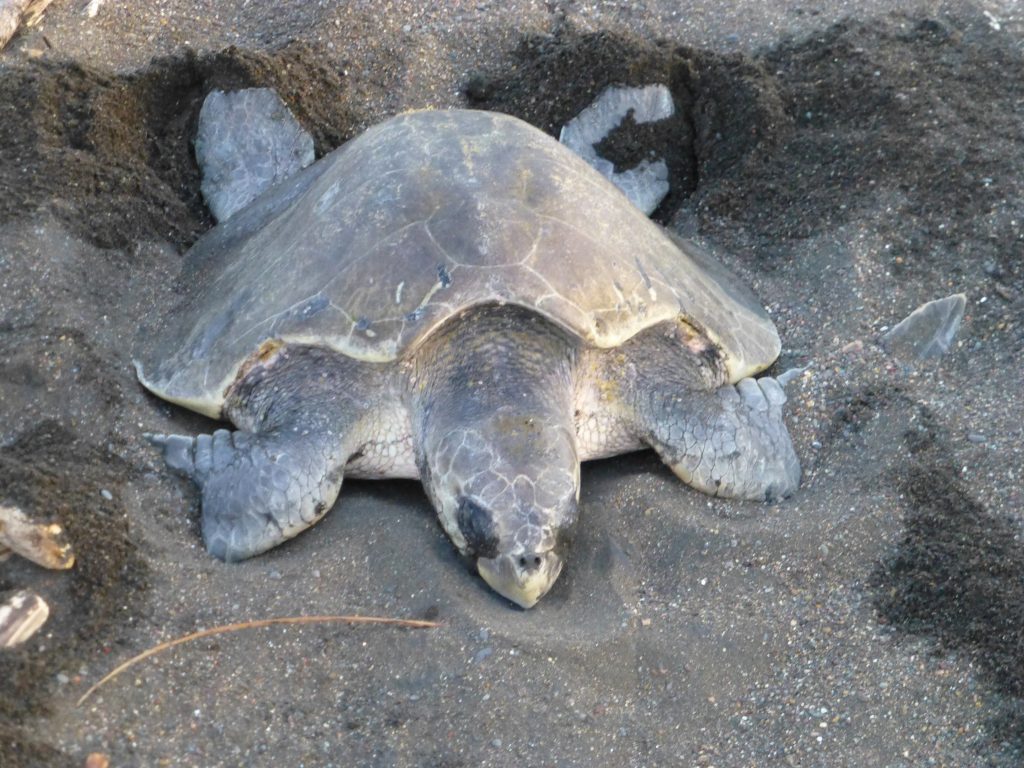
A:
1,2,1022,766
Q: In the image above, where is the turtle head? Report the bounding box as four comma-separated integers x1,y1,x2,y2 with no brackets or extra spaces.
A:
425,418,580,609
459,497,570,610
412,305,581,608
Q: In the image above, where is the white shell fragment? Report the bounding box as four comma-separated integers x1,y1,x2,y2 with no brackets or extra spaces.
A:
195,88,315,222
0,504,75,570
0,589,49,648
880,293,967,361
560,84,675,215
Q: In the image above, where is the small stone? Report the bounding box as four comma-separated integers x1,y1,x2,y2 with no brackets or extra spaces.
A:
993,283,1016,301
472,647,494,663
100,488,113,500
84,754,111,768
967,432,986,444
491,738,503,748
56,672,70,685
463,72,494,102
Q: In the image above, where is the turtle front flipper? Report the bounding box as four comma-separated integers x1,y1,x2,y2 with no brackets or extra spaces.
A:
146,427,346,561
146,345,400,561
640,376,800,502
597,318,800,502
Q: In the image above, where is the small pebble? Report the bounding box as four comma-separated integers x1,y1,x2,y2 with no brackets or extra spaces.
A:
473,646,494,663
56,672,70,685
993,283,1016,301
967,433,986,444
100,489,113,500
491,738,503,748
983,261,1002,277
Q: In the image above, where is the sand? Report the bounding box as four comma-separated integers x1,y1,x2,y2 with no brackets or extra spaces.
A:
0,1,1022,765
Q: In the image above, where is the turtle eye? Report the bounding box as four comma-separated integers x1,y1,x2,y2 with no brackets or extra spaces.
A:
456,498,499,559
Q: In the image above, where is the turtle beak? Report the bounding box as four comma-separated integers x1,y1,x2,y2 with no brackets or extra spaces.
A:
476,550,563,609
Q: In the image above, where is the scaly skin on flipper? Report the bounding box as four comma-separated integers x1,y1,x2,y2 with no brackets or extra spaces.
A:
640,376,800,501
587,318,801,501
148,346,410,561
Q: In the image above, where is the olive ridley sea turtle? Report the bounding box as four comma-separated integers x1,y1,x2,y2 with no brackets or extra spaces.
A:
135,108,800,608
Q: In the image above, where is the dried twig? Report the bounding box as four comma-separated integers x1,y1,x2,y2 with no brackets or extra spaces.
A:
77,613,441,706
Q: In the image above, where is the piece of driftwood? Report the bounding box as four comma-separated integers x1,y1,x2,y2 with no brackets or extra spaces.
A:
0,0,54,51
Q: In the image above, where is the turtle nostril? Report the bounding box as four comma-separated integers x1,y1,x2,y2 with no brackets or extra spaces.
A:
517,553,545,573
